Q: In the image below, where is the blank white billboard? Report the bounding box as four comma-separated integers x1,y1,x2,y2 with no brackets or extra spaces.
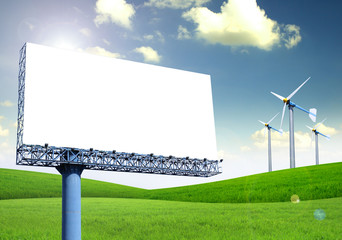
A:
23,43,217,159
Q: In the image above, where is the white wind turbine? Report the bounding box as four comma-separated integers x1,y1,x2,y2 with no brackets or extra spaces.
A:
271,77,317,168
258,112,283,172
306,118,330,165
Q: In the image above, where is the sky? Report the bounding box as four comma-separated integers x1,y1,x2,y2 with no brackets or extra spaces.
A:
0,0,341,189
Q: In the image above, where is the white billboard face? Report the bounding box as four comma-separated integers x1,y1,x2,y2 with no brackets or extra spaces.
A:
23,43,217,159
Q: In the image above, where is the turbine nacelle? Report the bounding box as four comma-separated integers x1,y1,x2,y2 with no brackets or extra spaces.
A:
271,77,316,130
258,112,282,136
306,118,330,140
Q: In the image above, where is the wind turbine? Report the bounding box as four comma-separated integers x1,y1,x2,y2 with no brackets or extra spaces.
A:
271,77,317,168
258,113,283,172
306,118,330,165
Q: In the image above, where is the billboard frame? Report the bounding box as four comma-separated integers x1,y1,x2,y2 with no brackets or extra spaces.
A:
16,43,222,177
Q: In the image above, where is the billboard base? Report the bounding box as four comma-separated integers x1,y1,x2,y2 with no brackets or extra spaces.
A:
56,164,84,240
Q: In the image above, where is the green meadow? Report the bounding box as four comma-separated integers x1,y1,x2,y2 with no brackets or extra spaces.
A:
0,197,341,240
1,162,342,203
0,162,341,239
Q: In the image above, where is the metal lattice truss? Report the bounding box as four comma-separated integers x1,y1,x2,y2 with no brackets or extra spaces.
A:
17,43,26,150
17,144,222,177
16,43,222,177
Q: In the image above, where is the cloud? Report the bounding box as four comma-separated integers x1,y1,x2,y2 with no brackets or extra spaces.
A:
183,0,301,50
155,31,165,43
177,25,191,39
0,100,14,107
94,0,135,29
143,34,154,40
282,24,301,49
134,46,161,63
79,28,92,37
0,116,9,137
240,145,251,152
252,129,311,149
143,31,165,43
314,124,338,136
145,0,210,9
0,125,9,137
82,46,121,58
252,123,338,151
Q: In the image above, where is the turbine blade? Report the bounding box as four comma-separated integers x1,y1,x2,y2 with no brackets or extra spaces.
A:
267,112,280,124
315,118,327,129
318,131,330,140
306,125,313,131
309,108,317,122
271,92,285,101
280,103,286,130
271,126,283,135
287,77,311,99
258,120,266,125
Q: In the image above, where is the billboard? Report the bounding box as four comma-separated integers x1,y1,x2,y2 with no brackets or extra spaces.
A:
22,43,217,159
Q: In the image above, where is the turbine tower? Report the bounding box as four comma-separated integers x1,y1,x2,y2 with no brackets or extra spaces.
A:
258,112,283,172
306,118,330,165
271,77,317,168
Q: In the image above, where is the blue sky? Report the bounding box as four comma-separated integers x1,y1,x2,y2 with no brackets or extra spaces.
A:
0,0,341,188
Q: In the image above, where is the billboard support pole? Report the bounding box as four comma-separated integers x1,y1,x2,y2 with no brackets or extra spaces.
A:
56,164,84,240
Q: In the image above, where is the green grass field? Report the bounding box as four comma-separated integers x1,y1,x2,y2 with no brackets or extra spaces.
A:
0,162,341,239
1,162,342,203
0,197,341,240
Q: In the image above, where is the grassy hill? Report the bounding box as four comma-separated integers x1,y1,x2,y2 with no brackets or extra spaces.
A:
147,162,342,203
1,163,341,239
0,197,341,239
0,168,146,200
1,162,341,203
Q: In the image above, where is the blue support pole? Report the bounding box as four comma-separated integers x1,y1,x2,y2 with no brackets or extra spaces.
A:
56,164,84,240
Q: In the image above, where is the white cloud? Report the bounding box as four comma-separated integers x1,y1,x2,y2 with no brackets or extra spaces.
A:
79,28,92,37
183,0,301,51
240,145,251,152
145,0,210,9
252,124,338,152
0,100,14,107
0,116,9,137
314,123,338,136
283,24,301,49
177,25,191,39
82,46,121,58
143,31,165,43
252,128,311,149
134,46,161,63
0,125,9,137
94,0,135,29
155,31,165,43
143,34,154,40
